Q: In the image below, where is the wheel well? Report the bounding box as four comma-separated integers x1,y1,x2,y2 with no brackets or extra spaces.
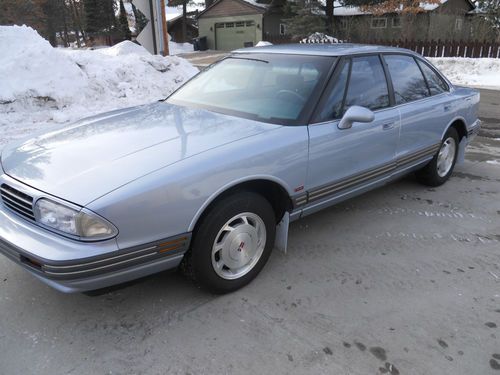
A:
449,120,467,141
194,180,293,231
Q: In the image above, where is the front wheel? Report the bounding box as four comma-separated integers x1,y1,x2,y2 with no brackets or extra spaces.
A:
416,127,459,187
187,192,276,293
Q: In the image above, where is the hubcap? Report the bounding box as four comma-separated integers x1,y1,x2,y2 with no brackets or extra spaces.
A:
437,137,456,177
211,212,266,280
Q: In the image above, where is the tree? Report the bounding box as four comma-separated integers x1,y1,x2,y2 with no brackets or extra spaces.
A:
83,0,116,34
476,0,500,32
132,2,148,34
118,0,132,40
168,0,194,42
284,0,327,39
344,0,440,15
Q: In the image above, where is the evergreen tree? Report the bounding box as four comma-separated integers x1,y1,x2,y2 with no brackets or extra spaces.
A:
476,0,500,32
284,0,327,39
83,0,116,34
118,0,132,40
132,2,148,34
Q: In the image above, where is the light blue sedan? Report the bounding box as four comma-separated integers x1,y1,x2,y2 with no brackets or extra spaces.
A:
0,44,481,293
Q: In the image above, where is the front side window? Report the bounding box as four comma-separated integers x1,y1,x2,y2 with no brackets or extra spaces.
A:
384,54,430,104
168,54,334,124
416,59,449,95
316,60,349,122
344,55,390,111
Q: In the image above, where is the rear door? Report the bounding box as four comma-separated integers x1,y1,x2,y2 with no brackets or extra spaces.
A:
382,54,453,165
304,55,400,214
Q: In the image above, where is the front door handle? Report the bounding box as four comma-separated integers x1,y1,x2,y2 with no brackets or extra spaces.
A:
443,105,452,112
382,122,396,130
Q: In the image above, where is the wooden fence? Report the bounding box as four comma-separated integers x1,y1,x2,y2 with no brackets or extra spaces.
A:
264,35,500,58
367,39,500,58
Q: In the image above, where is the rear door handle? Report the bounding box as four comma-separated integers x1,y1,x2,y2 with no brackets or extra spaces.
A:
443,105,452,112
382,122,396,130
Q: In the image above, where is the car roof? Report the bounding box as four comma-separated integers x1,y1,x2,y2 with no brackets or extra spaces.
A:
233,43,419,57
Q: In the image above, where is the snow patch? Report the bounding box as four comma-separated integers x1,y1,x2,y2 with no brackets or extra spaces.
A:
256,41,273,47
428,57,500,89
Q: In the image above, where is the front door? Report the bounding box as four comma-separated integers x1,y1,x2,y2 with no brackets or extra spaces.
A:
305,55,400,214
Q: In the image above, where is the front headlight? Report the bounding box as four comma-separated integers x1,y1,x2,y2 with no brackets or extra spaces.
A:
34,199,118,241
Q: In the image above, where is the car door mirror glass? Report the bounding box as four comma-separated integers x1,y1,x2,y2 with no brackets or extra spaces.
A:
338,106,375,129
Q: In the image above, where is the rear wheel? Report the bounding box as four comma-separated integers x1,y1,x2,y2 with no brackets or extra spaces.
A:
416,127,459,187
187,192,276,293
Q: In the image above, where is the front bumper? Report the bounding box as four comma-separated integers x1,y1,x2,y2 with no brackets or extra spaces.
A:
0,177,190,293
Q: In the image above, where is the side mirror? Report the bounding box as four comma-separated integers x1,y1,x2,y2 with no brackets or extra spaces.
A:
338,106,375,130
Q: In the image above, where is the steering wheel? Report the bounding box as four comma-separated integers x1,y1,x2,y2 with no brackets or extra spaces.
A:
276,89,306,103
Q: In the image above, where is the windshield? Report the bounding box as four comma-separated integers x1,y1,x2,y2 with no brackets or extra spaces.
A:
167,54,335,125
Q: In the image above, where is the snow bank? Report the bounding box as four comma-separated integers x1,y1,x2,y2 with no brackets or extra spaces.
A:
428,57,500,89
0,25,198,148
169,41,194,55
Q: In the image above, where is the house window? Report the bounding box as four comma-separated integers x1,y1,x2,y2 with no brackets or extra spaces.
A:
279,23,286,35
455,18,463,30
340,18,348,30
371,17,387,29
392,17,401,28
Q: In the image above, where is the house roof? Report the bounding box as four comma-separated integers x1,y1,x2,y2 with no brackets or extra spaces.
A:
197,0,268,19
333,0,475,16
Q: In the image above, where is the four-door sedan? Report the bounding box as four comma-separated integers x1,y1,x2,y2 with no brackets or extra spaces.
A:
0,44,481,293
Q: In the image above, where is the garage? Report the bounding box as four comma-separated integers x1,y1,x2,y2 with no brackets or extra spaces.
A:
197,0,267,51
215,21,256,50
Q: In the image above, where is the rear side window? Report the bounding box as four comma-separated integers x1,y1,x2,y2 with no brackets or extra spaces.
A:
344,56,390,111
416,59,449,95
316,60,349,122
384,55,430,104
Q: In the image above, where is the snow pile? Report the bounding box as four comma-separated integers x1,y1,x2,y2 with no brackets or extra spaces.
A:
0,25,198,148
256,41,273,47
301,33,341,44
96,40,150,56
428,57,500,89
0,26,88,106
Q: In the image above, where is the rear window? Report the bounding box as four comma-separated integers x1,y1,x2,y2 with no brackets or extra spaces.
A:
384,55,430,104
416,59,449,95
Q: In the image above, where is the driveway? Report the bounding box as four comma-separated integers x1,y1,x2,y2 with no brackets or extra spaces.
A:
0,89,499,375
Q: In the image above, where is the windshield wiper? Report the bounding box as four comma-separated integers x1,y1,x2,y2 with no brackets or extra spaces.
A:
230,56,269,64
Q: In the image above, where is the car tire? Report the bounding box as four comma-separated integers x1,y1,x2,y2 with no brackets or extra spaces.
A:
187,191,276,294
416,127,459,187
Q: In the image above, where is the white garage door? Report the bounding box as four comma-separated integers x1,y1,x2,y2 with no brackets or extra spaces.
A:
215,21,256,51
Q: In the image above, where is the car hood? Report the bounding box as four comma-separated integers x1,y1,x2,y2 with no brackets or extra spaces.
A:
1,102,277,205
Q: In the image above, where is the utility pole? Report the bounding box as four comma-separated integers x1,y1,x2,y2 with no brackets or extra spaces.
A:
160,0,169,55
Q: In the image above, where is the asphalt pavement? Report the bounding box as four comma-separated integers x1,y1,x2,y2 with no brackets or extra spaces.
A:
0,89,499,375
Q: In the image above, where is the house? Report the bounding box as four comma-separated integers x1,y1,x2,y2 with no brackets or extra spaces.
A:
197,0,286,50
167,15,198,43
333,0,498,42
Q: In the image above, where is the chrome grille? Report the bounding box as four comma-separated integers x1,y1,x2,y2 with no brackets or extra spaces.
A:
0,184,35,221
